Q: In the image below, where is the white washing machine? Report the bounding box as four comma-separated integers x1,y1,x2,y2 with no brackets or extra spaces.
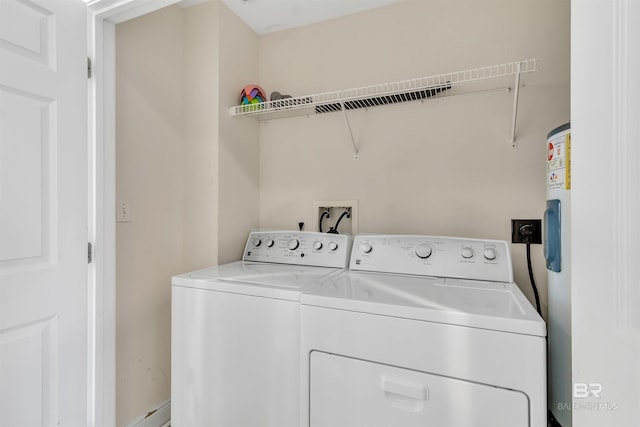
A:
300,234,547,427
172,230,352,427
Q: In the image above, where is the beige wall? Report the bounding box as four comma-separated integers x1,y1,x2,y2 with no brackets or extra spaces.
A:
258,0,570,316
182,1,220,271
217,3,260,264
116,5,184,426
182,0,260,269
116,2,259,425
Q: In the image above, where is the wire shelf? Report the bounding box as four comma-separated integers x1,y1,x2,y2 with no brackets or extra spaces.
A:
228,59,537,121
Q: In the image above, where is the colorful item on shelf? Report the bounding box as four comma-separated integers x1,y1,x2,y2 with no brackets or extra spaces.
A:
240,85,267,108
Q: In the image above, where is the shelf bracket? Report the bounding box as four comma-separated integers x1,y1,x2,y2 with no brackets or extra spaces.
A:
340,101,359,159
510,62,522,148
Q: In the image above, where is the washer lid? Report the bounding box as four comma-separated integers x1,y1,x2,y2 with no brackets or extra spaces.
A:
301,271,546,337
172,261,344,301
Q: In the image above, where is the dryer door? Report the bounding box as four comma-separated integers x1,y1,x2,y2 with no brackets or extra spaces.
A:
310,351,528,427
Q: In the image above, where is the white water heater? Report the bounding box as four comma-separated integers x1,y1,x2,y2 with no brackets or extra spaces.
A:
544,123,571,427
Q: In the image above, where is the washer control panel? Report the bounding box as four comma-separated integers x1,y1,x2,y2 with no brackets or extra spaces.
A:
350,235,512,283
243,231,352,268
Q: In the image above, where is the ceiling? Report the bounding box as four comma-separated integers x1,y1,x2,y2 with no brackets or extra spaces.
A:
218,0,403,35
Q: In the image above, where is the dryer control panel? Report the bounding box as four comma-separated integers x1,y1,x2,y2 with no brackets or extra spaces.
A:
243,231,352,268
350,235,513,283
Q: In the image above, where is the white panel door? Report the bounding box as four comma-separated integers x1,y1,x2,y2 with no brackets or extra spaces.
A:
0,0,88,426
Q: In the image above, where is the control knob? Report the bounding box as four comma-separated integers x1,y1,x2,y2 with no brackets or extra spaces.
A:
360,243,373,254
287,239,300,251
313,241,323,250
483,248,497,260
266,239,275,248
461,247,474,259
328,241,339,251
415,244,432,259
252,238,262,247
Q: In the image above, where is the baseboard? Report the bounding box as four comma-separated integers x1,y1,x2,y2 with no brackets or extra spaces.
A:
123,400,170,427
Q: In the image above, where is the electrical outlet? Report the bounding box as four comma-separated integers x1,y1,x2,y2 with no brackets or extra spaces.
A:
511,219,541,244
313,201,358,235
117,200,131,222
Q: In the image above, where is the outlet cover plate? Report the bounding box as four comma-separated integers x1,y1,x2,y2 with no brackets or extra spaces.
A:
117,199,131,222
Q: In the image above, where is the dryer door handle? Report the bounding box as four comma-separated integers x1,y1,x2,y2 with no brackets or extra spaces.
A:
380,376,428,401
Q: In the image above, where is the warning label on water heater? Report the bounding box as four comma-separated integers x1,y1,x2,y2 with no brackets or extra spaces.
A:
547,131,571,190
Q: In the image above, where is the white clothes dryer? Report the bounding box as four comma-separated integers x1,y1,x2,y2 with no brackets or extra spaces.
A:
300,234,546,427
172,231,351,427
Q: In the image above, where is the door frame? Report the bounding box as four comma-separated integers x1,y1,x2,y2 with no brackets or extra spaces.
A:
86,1,185,426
